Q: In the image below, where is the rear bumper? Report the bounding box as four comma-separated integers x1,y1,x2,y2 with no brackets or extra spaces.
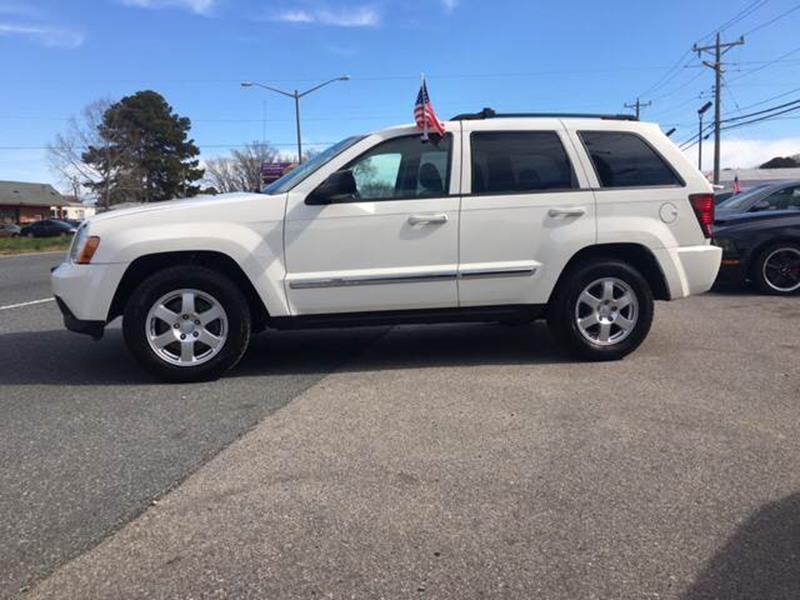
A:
655,245,722,299
55,296,105,339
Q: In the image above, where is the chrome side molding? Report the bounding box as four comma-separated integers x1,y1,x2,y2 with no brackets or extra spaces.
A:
288,267,537,290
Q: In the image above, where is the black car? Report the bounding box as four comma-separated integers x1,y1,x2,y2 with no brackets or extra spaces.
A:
19,219,77,238
716,181,800,215
713,210,800,295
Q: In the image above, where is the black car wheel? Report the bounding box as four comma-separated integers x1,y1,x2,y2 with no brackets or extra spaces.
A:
123,266,252,382
754,242,800,295
548,259,654,361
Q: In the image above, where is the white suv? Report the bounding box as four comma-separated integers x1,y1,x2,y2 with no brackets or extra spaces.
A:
52,112,721,382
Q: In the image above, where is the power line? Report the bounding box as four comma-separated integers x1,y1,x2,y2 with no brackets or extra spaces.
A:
678,96,800,149
722,103,800,131
0,141,339,151
727,43,800,83
742,2,800,36
635,0,766,100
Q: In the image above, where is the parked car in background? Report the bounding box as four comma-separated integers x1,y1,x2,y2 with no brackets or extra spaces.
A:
716,181,800,215
714,184,769,206
0,223,21,237
20,219,77,238
714,210,800,295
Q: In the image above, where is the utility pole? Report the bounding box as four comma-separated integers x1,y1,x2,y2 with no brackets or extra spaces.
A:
693,33,744,184
624,97,651,119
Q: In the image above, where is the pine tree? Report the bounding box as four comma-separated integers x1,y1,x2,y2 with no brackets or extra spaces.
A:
82,90,204,204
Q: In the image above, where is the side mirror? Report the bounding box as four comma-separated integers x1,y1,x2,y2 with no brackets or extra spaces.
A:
306,170,357,205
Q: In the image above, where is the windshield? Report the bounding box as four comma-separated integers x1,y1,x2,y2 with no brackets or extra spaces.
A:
262,135,365,195
717,184,771,210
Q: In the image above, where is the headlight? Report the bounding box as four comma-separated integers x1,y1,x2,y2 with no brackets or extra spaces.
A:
69,224,101,264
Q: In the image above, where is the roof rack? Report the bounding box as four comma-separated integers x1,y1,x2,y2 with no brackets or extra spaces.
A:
450,107,638,121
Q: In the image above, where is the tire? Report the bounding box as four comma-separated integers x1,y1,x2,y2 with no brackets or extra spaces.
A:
547,259,654,361
752,242,800,296
26,232,34,238
123,265,252,382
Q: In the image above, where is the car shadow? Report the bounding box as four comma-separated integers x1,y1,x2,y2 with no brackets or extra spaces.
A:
683,493,800,600
0,321,569,386
708,282,763,297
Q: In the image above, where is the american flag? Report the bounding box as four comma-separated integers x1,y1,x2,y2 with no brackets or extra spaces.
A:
414,80,446,137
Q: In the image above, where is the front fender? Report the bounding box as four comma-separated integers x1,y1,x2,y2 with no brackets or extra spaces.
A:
95,221,289,317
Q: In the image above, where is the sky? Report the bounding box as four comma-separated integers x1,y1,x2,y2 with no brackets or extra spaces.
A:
1,0,799,192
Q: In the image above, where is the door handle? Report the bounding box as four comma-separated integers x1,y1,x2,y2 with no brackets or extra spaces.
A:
408,214,448,225
548,207,586,218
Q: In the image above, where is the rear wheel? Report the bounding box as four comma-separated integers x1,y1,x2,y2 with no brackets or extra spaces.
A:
753,242,800,295
548,259,654,361
123,266,251,382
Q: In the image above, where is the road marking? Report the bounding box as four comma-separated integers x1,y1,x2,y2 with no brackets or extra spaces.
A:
0,298,55,311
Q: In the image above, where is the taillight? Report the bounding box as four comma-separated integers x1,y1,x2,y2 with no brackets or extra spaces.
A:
689,193,714,238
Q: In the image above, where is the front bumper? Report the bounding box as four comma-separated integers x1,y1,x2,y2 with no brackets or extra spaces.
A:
51,260,127,325
55,296,105,339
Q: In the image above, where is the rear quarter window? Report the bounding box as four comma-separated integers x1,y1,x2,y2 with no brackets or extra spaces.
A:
580,131,682,188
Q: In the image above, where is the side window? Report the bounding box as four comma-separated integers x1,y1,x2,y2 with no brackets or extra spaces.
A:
580,131,681,188
471,132,576,195
760,186,800,211
346,134,452,201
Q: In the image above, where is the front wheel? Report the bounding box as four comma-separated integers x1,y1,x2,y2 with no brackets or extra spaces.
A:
123,266,252,382
548,259,654,361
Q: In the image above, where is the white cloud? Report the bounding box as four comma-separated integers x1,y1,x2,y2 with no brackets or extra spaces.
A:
120,0,216,15
272,5,380,27
683,137,800,171
441,0,458,12
0,23,85,48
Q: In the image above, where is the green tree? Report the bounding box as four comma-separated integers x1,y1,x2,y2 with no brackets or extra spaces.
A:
82,90,204,204
760,155,799,169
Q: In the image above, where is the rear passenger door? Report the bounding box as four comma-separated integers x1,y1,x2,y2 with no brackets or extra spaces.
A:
458,119,596,307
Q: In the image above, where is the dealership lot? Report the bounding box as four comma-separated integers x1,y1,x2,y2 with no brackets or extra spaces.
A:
1,252,799,599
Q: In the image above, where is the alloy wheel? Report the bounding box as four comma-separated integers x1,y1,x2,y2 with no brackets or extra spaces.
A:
574,277,639,346
145,288,228,367
763,247,800,293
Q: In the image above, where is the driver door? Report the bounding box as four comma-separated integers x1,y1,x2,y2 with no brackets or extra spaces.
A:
283,130,461,315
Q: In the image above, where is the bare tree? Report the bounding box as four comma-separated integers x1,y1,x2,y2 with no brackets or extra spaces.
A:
204,141,280,193
47,99,121,209
203,157,240,194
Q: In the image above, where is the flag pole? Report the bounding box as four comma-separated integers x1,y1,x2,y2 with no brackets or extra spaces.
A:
421,73,429,143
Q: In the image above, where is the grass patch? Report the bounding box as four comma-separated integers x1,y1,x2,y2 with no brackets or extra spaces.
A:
0,236,72,256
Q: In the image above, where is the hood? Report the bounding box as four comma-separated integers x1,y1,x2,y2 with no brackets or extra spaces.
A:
88,192,269,224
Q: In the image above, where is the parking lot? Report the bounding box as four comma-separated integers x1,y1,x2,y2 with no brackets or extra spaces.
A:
1,251,799,599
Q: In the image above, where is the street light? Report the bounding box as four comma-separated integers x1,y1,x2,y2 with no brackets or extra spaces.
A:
697,101,713,171
241,76,350,163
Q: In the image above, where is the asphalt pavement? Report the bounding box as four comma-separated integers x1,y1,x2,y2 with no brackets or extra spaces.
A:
1,252,799,599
